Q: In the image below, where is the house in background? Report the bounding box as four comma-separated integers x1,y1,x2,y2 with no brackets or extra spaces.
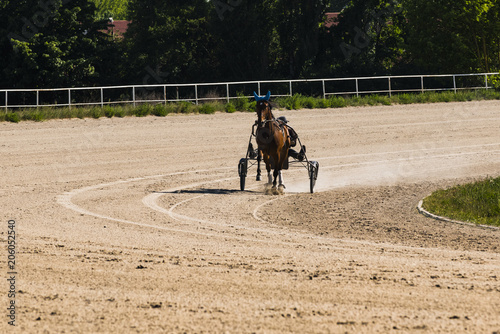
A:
324,12,340,29
105,18,130,38
103,13,341,38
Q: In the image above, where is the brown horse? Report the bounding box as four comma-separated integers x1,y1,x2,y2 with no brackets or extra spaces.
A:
254,93,291,193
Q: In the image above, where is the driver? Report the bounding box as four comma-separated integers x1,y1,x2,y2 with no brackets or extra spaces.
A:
277,116,306,161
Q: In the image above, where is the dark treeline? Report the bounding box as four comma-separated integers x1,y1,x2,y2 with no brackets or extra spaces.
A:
1,0,499,88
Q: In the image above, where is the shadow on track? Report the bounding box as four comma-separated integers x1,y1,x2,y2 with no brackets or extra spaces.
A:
155,188,249,195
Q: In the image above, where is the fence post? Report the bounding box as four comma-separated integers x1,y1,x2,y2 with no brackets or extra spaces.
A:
388,77,392,97
226,83,230,103
36,91,39,108
420,76,424,93
485,74,489,89
195,85,198,105
100,88,104,107
258,82,261,96
132,87,136,107
5,91,7,110
355,78,359,97
322,80,326,99
289,81,293,97
68,89,71,109
453,75,457,93
164,85,167,105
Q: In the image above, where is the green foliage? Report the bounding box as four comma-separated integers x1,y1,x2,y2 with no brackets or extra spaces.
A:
90,0,129,20
329,96,347,108
278,94,305,110
103,105,115,118
233,94,251,111
25,110,45,122
114,106,125,117
198,103,216,114
151,104,169,117
403,0,500,73
5,112,20,123
125,0,215,83
423,177,500,226
1,0,116,88
91,107,102,118
225,102,236,113
175,102,195,114
134,103,152,117
327,0,407,76
490,75,500,91
2,89,500,123
1,0,500,89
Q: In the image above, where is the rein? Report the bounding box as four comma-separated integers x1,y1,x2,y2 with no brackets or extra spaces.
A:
260,117,286,142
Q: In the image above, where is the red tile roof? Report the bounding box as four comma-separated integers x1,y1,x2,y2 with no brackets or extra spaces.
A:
102,14,340,38
105,20,130,38
324,12,340,28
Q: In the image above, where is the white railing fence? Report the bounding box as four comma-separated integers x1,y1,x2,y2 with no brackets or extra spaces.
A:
1,72,498,109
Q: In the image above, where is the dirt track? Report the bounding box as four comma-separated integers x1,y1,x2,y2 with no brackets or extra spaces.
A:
1,101,500,333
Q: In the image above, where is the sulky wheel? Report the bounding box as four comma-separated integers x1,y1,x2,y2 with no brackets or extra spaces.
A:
238,158,248,191
309,161,319,193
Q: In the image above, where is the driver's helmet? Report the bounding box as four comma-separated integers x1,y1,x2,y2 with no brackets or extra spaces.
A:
277,116,289,124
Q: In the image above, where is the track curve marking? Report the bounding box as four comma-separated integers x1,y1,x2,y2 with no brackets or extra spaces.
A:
57,143,500,242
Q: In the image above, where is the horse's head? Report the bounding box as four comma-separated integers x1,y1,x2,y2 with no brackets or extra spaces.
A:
254,91,273,125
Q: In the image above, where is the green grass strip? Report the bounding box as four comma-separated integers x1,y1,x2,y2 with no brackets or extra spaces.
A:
2,89,500,123
422,177,500,227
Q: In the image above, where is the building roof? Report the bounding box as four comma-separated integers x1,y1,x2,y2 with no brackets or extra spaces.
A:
105,20,130,38
103,14,340,38
324,12,340,28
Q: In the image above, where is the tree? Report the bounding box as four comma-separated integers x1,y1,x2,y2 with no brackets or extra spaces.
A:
326,0,407,76
273,0,329,78
208,0,278,80
90,0,129,20
125,0,216,83
404,0,500,73
1,0,115,88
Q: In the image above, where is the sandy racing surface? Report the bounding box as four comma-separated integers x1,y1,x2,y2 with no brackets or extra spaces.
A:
1,101,500,333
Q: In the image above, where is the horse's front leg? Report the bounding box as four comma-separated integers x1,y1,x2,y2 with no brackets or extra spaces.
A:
278,170,285,188
272,169,285,195
272,169,280,189
267,170,273,185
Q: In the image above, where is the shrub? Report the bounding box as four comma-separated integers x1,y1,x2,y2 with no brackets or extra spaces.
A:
134,103,152,117
27,111,44,121
103,105,115,118
198,102,216,114
5,112,20,123
233,93,250,111
114,106,125,118
91,107,102,119
489,74,500,91
317,98,331,108
174,101,194,113
396,93,413,104
329,96,347,108
225,102,236,113
372,94,392,106
152,104,168,117
278,95,303,110
302,96,317,109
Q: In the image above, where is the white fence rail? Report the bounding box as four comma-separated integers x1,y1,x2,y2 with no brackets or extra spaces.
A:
1,72,498,109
